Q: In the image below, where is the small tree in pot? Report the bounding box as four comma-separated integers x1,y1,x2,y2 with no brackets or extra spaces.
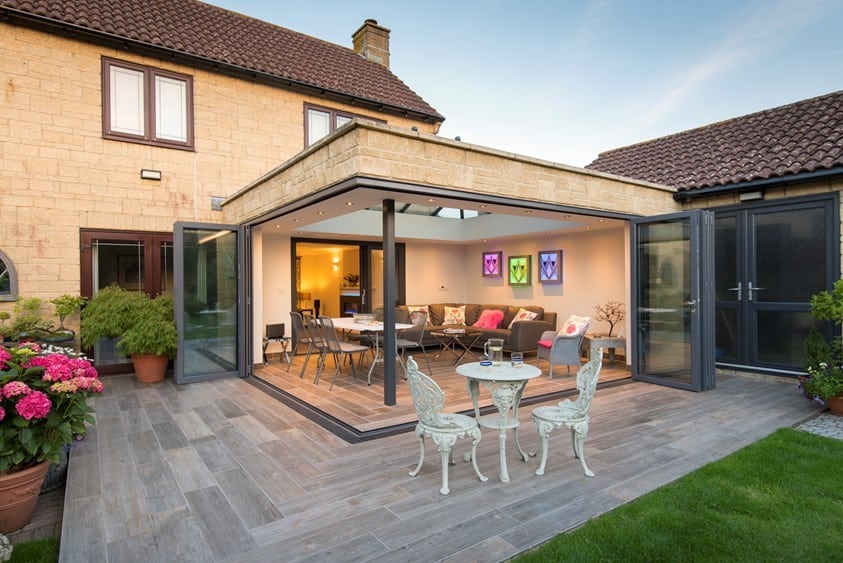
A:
80,286,177,382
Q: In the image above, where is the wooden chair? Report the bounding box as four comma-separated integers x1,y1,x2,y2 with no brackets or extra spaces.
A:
316,316,370,390
406,356,487,494
531,350,603,477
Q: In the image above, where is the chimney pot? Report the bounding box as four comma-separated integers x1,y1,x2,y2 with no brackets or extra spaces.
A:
352,19,391,68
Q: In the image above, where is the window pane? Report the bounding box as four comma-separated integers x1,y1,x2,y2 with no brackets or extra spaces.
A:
110,66,145,136
753,207,826,302
0,265,10,296
155,75,188,142
307,109,330,145
335,115,352,128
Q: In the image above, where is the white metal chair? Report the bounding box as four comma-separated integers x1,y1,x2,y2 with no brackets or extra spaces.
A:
406,356,487,494
536,317,590,378
316,316,370,390
531,350,603,477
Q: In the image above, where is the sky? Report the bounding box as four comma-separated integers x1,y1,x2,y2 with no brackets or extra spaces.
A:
206,0,843,167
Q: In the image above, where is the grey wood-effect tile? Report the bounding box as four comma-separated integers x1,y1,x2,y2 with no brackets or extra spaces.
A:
136,458,188,515
214,466,284,529
439,535,520,563
150,506,216,563
229,413,279,445
99,445,151,542
58,496,108,563
127,429,166,466
106,530,160,563
152,419,191,451
235,452,306,505
184,485,257,560
172,410,215,441
214,423,263,458
120,406,154,435
165,446,218,492
191,436,241,473
65,451,101,501
214,396,248,418
291,532,389,563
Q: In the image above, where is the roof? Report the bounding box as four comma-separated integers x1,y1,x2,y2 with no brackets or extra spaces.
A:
586,90,843,193
0,0,443,122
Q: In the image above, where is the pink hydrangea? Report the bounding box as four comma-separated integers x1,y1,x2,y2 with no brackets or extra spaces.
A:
50,377,103,394
68,358,98,378
0,347,11,370
15,390,52,420
0,406,4,422
3,380,32,398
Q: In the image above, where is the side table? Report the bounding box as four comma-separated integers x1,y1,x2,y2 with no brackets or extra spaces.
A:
583,334,625,364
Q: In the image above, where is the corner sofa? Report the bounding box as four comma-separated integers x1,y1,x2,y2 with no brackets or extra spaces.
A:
394,303,557,354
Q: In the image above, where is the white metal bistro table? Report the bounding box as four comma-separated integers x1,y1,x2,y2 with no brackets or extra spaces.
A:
455,361,542,482
330,317,413,383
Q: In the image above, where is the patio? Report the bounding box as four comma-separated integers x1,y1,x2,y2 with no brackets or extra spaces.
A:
55,365,820,562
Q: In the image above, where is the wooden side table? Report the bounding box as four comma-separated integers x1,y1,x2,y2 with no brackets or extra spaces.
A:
584,334,626,364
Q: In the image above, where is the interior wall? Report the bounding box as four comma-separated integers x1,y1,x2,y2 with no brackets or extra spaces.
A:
403,229,628,335
260,231,292,352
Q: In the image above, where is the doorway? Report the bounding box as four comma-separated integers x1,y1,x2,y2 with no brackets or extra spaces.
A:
714,196,838,372
80,229,173,373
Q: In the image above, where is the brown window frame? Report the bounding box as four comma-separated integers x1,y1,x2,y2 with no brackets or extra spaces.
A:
303,103,385,146
101,57,195,151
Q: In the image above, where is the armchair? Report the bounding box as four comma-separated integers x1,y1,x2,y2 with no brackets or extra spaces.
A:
536,320,589,378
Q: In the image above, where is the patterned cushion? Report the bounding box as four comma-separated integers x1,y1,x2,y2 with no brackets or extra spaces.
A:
407,305,431,326
559,315,590,336
472,309,504,329
508,307,538,329
537,339,553,349
443,305,466,325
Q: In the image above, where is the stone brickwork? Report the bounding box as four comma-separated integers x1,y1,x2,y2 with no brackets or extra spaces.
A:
0,23,434,306
223,122,681,224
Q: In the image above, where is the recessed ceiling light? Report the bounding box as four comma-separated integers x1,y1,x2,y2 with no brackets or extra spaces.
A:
599,219,605,222
427,198,434,202
293,219,300,223
275,225,281,229
480,204,487,209
346,202,354,206
525,210,533,214
317,211,325,215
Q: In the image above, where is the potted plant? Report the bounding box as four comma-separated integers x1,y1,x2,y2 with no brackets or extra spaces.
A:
116,293,177,383
45,294,87,344
80,286,177,382
7,298,53,343
802,280,843,415
803,363,843,415
0,343,102,532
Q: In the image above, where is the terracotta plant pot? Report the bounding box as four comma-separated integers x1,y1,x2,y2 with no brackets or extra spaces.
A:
131,354,169,383
826,395,843,416
0,460,51,533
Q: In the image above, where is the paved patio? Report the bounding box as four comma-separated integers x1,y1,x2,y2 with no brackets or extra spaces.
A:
57,372,821,562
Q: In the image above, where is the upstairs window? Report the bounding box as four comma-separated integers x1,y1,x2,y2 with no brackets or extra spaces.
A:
304,103,382,146
0,249,18,301
102,57,194,150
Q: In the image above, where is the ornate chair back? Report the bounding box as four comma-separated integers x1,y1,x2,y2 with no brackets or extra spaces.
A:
570,349,603,413
406,357,447,428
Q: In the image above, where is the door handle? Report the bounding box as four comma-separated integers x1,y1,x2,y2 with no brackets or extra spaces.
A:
747,282,765,301
727,282,742,301
361,289,366,306
683,300,697,312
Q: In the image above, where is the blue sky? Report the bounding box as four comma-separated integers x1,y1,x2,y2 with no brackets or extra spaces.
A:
207,0,843,166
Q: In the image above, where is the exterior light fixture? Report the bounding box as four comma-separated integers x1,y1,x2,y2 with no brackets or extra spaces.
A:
739,191,764,202
140,169,161,180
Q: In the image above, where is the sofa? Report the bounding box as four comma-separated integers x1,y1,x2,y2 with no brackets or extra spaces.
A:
393,303,557,354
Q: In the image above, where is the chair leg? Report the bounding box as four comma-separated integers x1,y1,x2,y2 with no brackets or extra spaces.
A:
534,423,551,476
286,342,299,373
469,429,487,483
299,342,314,379
573,427,594,477
409,431,425,477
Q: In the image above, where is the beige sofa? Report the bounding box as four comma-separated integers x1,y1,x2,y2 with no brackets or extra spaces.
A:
394,303,557,354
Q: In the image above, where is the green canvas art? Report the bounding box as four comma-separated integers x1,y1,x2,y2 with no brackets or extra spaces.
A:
508,255,531,286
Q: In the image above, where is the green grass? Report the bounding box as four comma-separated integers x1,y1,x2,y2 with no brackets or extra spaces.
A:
516,428,843,562
9,538,58,563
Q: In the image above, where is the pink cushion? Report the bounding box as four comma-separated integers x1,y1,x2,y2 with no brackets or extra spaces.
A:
537,339,553,349
473,309,505,329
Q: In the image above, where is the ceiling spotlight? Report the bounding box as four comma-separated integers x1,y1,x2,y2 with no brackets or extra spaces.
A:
317,211,325,215
293,219,300,223
411,126,418,131
346,202,354,206
480,204,487,209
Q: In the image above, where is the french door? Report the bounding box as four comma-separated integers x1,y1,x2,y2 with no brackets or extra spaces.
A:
631,210,715,391
174,222,245,383
80,229,173,373
714,197,837,371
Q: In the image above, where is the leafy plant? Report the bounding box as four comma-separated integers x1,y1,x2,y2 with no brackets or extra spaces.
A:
8,298,53,341
51,294,87,331
117,294,177,358
802,280,843,400
804,363,843,400
0,343,102,473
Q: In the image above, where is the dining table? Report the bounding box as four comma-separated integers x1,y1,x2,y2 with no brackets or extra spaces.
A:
455,361,542,482
330,317,413,382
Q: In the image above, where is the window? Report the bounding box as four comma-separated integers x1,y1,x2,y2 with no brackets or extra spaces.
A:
0,249,18,301
102,57,194,150
304,103,381,146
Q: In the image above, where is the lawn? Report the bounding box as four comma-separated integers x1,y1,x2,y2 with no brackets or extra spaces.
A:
516,427,843,562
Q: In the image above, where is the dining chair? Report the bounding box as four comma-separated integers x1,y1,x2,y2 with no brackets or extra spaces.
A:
406,356,487,494
316,316,370,390
530,350,603,477
288,312,317,378
396,310,431,373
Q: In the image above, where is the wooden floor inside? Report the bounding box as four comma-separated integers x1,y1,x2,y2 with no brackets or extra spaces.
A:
255,349,632,435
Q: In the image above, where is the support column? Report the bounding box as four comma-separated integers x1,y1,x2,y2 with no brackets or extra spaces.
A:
382,199,397,406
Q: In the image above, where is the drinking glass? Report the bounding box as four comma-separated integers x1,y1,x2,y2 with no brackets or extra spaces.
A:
511,352,523,368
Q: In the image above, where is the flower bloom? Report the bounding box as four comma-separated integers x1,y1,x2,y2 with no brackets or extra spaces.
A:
50,377,103,394
15,390,52,420
0,406,5,422
3,380,32,398
0,348,11,370
32,354,98,382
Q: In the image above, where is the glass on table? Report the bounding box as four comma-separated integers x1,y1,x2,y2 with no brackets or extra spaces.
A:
510,352,523,368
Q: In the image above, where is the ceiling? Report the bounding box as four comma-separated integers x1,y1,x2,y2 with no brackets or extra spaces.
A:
257,187,629,243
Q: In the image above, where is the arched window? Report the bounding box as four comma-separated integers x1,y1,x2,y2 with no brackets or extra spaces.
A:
0,250,18,301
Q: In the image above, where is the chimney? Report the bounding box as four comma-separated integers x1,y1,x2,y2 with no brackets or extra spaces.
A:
352,19,390,68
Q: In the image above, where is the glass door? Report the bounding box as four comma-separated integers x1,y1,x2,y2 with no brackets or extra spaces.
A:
631,210,715,391
174,222,243,383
